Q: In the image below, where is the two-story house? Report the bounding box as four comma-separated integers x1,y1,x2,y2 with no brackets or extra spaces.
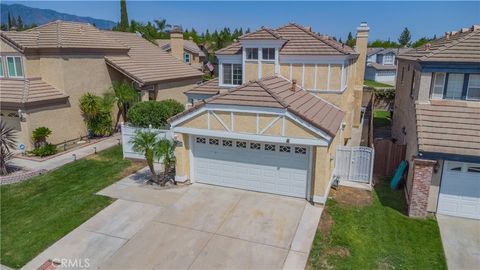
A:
156,26,206,70
365,47,410,85
392,25,480,219
168,22,369,204
0,21,203,150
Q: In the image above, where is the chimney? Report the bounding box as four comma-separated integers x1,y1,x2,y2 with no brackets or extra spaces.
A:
445,32,450,40
354,22,369,88
291,79,297,92
170,25,184,61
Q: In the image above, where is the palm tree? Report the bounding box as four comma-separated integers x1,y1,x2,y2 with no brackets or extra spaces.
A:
130,130,160,183
112,81,137,129
155,138,176,185
154,19,171,33
0,121,17,175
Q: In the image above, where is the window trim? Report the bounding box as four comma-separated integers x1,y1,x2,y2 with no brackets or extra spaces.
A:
221,63,242,86
430,72,446,100
261,48,275,61
0,57,4,78
466,74,480,101
6,56,24,78
184,53,190,63
444,73,465,100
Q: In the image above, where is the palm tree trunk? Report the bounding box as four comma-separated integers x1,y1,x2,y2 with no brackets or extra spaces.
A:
114,107,122,132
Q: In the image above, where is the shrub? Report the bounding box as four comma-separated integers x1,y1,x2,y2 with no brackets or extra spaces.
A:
32,127,52,148
127,99,184,128
30,144,57,157
79,92,114,137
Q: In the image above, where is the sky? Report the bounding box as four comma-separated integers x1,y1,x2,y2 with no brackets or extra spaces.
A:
4,1,480,41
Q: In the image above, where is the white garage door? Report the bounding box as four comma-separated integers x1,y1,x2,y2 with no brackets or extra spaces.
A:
437,161,480,219
192,136,310,198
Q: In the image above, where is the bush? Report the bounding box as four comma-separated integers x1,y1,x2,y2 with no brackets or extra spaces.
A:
79,92,114,137
30,144,57,157
127,99,184,128
32,127,52,148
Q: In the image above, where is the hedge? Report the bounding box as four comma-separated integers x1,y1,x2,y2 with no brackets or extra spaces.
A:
127,99,184,128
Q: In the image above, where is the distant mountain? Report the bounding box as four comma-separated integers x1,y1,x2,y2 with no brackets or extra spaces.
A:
1,3,116,29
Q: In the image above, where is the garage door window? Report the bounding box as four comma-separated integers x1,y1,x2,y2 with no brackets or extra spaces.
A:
196,137,206,144
250,142,261,150
264,144,276,151
295,147,307,154
467,166,480,173
236,141,246,148
209,138,219,145
222,140,233,147
279,145,291,153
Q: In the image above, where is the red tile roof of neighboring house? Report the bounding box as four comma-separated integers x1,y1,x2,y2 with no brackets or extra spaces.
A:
171,75,344,137
103,31,203,85
0,78,69,109
216,23,357,56
1,21,128,52
184,78,230,95
398,25,480,63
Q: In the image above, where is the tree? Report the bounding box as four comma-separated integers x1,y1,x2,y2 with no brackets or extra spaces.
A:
112,80,137,129
17,16,23,31
119,0,129,32
398,27,411,47
154,19,171,33
346,32,356,47
79,93,114,137
0,121,17,175
31,127,52,148
411,37,431,48
130,132,175,185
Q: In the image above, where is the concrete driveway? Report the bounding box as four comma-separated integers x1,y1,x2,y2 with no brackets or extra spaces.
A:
24,173,322,270
437,215,480,270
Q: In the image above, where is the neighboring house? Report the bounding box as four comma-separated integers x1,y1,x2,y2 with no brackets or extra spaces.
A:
392,25,480,219
0,20,203,150
168,22,370,204
156,27,206,69
365,47,410,85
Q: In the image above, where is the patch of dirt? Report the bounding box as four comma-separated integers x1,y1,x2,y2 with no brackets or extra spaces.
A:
119,161,145,178
319,208,333,240
324,246,351,258
330,186,373,208
377,256,396,270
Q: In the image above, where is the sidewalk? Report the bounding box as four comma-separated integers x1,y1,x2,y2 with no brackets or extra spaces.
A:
10,134,121,171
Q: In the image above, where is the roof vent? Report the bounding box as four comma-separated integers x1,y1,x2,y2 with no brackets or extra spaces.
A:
425,43,431,51
291,79,297,92
472,25,480,31
305,26,312,32
460,27,470,33
445,32,450,40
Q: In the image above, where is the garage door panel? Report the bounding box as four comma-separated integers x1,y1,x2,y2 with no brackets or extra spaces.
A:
438,161,480,219
193,136,309,198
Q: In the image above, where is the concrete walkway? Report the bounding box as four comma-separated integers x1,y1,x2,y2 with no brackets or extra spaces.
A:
437,215,480,270
11,134,121,171
24,171,323,270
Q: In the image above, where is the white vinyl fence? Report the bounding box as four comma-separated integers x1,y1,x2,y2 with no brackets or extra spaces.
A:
334,146,374,185
121,123,173,160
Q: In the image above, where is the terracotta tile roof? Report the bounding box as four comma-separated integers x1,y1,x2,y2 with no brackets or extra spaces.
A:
239,28,282,40
216,23,357,56
185,78,230,95
398,26,480,63
156,39,206,57
416,101,480,157
103,31,203,85
0,78,69,109
0,21,128,52
171,75,344,137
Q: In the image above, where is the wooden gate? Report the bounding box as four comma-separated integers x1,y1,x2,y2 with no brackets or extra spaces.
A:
373,139,406,176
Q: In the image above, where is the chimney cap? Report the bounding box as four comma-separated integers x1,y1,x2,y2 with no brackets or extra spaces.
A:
171,25,183,34
357,22,369,32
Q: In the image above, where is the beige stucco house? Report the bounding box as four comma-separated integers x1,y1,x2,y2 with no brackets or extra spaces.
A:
0,21,203,150
156,27,206,69
392,25,480,219
168,22,369,204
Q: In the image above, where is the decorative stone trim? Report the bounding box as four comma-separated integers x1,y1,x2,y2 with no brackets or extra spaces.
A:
0,169,47,185
408,158,436,218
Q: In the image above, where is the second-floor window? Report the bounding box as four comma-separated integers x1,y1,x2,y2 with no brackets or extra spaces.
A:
222,63,242,85
262,48,275,60
184,53,190,63
0,58,3,78
383,54,394,65
6,56,24,78
431,72,480,101
246,48,258,60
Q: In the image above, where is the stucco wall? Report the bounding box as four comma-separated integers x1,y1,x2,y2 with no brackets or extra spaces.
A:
0,39,20,53
155,77,200,104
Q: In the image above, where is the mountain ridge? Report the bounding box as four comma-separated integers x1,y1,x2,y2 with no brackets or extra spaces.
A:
1,3,116,30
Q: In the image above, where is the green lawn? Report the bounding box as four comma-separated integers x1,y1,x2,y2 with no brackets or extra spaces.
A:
0,146,143,269
373,110,392,128
308,180,446,270
364,80,394,88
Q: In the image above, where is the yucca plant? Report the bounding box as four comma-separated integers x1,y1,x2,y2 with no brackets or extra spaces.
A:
31,127,52,148
0,121,17,175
